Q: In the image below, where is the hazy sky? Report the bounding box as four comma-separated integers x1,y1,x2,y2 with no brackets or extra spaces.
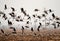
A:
0,0,60,16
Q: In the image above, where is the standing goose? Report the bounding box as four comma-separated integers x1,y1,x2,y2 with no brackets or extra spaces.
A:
31,27,34,32
1,29,4,34
21,26,24,35
10,27,16,34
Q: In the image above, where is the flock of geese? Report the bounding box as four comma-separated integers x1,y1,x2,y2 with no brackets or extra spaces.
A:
0,4,60,36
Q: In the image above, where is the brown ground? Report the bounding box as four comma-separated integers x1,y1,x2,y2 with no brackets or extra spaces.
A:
0,29,60,41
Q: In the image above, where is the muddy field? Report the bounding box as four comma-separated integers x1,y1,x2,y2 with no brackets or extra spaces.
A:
0,29,60,41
